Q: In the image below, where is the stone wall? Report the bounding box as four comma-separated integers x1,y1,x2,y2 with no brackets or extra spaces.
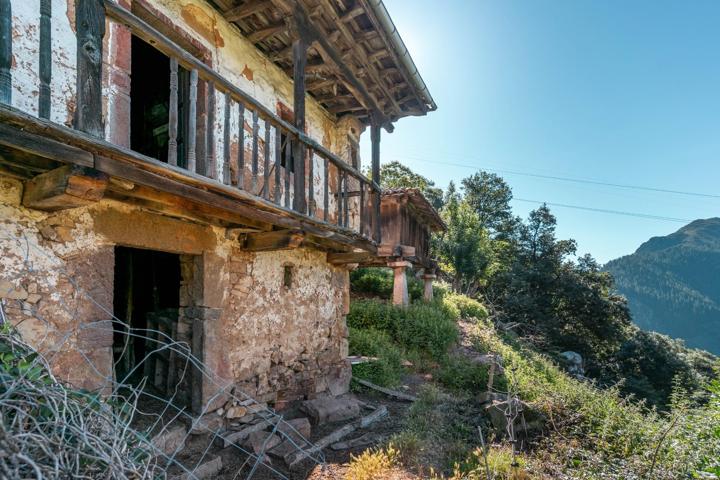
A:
0,175,352,410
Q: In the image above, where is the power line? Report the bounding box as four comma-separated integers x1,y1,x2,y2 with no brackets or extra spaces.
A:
390,154,720,200
514,198,693,223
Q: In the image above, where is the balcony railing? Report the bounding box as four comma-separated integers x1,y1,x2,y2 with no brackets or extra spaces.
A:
0,0,382,246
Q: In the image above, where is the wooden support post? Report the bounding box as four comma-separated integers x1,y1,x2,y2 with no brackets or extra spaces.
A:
292,34,307,214
38,0,51,119
422,273,436,303
75,0,105,137
371,121,381,243
236,101,245,187
0,0,11,105
388,260,411,307
22,164,108,211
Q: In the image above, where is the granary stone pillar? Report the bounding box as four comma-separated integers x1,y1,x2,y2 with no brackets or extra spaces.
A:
422,273,436,302
388,260,411,307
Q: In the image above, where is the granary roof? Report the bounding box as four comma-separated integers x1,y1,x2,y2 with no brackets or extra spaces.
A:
382,188,446,232
207,0,436,128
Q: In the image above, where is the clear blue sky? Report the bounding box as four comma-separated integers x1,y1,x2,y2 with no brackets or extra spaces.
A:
360,0,720,263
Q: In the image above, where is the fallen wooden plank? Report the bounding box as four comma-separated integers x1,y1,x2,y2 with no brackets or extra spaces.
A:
348,355,379,365
330,432,377,450
286,405,388,468
352,377,418,402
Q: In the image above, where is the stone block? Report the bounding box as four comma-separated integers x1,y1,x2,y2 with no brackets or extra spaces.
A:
244,430,282,454
0,280,28,300
277,417,311,443
301,395,360,424
187,413,225,435
151,425,187,456
171,456,222,480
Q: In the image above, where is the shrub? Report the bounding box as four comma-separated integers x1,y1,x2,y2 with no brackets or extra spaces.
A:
347,445,400,480
349,327,405,387
444,291,488,320
396,304,459,360
350,267,394,298
347,299,401,332
437,354,491,393
348,300,459,361
350,267,424,301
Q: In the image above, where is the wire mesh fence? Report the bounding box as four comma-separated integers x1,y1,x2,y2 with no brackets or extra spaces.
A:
0,220,328,479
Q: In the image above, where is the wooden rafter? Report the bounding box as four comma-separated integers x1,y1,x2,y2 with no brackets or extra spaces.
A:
223,0,273,22
248,21,286,43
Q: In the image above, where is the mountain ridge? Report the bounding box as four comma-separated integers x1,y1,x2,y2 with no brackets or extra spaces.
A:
605,217,720,354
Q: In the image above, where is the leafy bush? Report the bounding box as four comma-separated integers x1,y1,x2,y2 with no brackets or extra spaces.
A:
396,304,459,360
443,291,488,319
348,327,405,387
348,300,459,361
350,267,423,301
437,354,491,393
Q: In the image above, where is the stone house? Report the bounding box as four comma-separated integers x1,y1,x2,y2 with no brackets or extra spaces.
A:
0,0,438,414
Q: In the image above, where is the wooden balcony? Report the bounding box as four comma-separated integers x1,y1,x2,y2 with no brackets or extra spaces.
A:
0,0,382,253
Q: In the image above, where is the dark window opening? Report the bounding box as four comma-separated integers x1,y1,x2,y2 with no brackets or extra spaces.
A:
283,265,294,289
113,247,185,404
131,36,190,166
348,137,359,169
280,133,295,173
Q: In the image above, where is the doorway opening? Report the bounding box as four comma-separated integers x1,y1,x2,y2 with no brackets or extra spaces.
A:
112,246,191,408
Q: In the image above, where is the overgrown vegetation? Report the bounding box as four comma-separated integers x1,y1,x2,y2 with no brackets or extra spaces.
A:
0,328,158,479
348,161,720,477
377,163,718,409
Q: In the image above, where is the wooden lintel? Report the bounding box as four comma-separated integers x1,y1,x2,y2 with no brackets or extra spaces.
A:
377,244,415,258
243,229,305,251
224,0,272,22
327,251,373,265
23,164,108,211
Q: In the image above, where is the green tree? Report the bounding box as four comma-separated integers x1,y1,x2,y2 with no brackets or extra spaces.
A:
433,192,494,296
375,161,444,209
461,171,517,236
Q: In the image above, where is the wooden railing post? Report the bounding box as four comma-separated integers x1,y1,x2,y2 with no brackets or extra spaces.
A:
0,0,11,105
75,0,105,137
292,19,308,214
38,0,51,119
371,120,381,243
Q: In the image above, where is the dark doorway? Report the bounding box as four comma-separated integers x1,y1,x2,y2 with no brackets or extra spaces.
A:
113,247,186,404
130,36,191,166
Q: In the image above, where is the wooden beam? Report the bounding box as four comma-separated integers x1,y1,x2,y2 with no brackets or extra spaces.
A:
0,103,378,253
243,229,305,251
291,1,393,131
327,251,373,265
224,0,272,22
75,0,105,137
377,244,415,258
0,122,93,166
248,22,286,43
23,165,108,211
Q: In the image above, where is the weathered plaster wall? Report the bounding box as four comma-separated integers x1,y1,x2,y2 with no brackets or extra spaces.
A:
8,0,77,126
0,174,351,407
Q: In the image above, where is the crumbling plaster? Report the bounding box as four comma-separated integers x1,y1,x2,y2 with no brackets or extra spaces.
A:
0,175,352,405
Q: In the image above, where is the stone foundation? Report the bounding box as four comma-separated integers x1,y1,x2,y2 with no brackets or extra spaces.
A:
0,175,351,412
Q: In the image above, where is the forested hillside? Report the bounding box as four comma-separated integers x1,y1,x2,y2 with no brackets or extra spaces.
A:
606,218,720,354
373,162,717,408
